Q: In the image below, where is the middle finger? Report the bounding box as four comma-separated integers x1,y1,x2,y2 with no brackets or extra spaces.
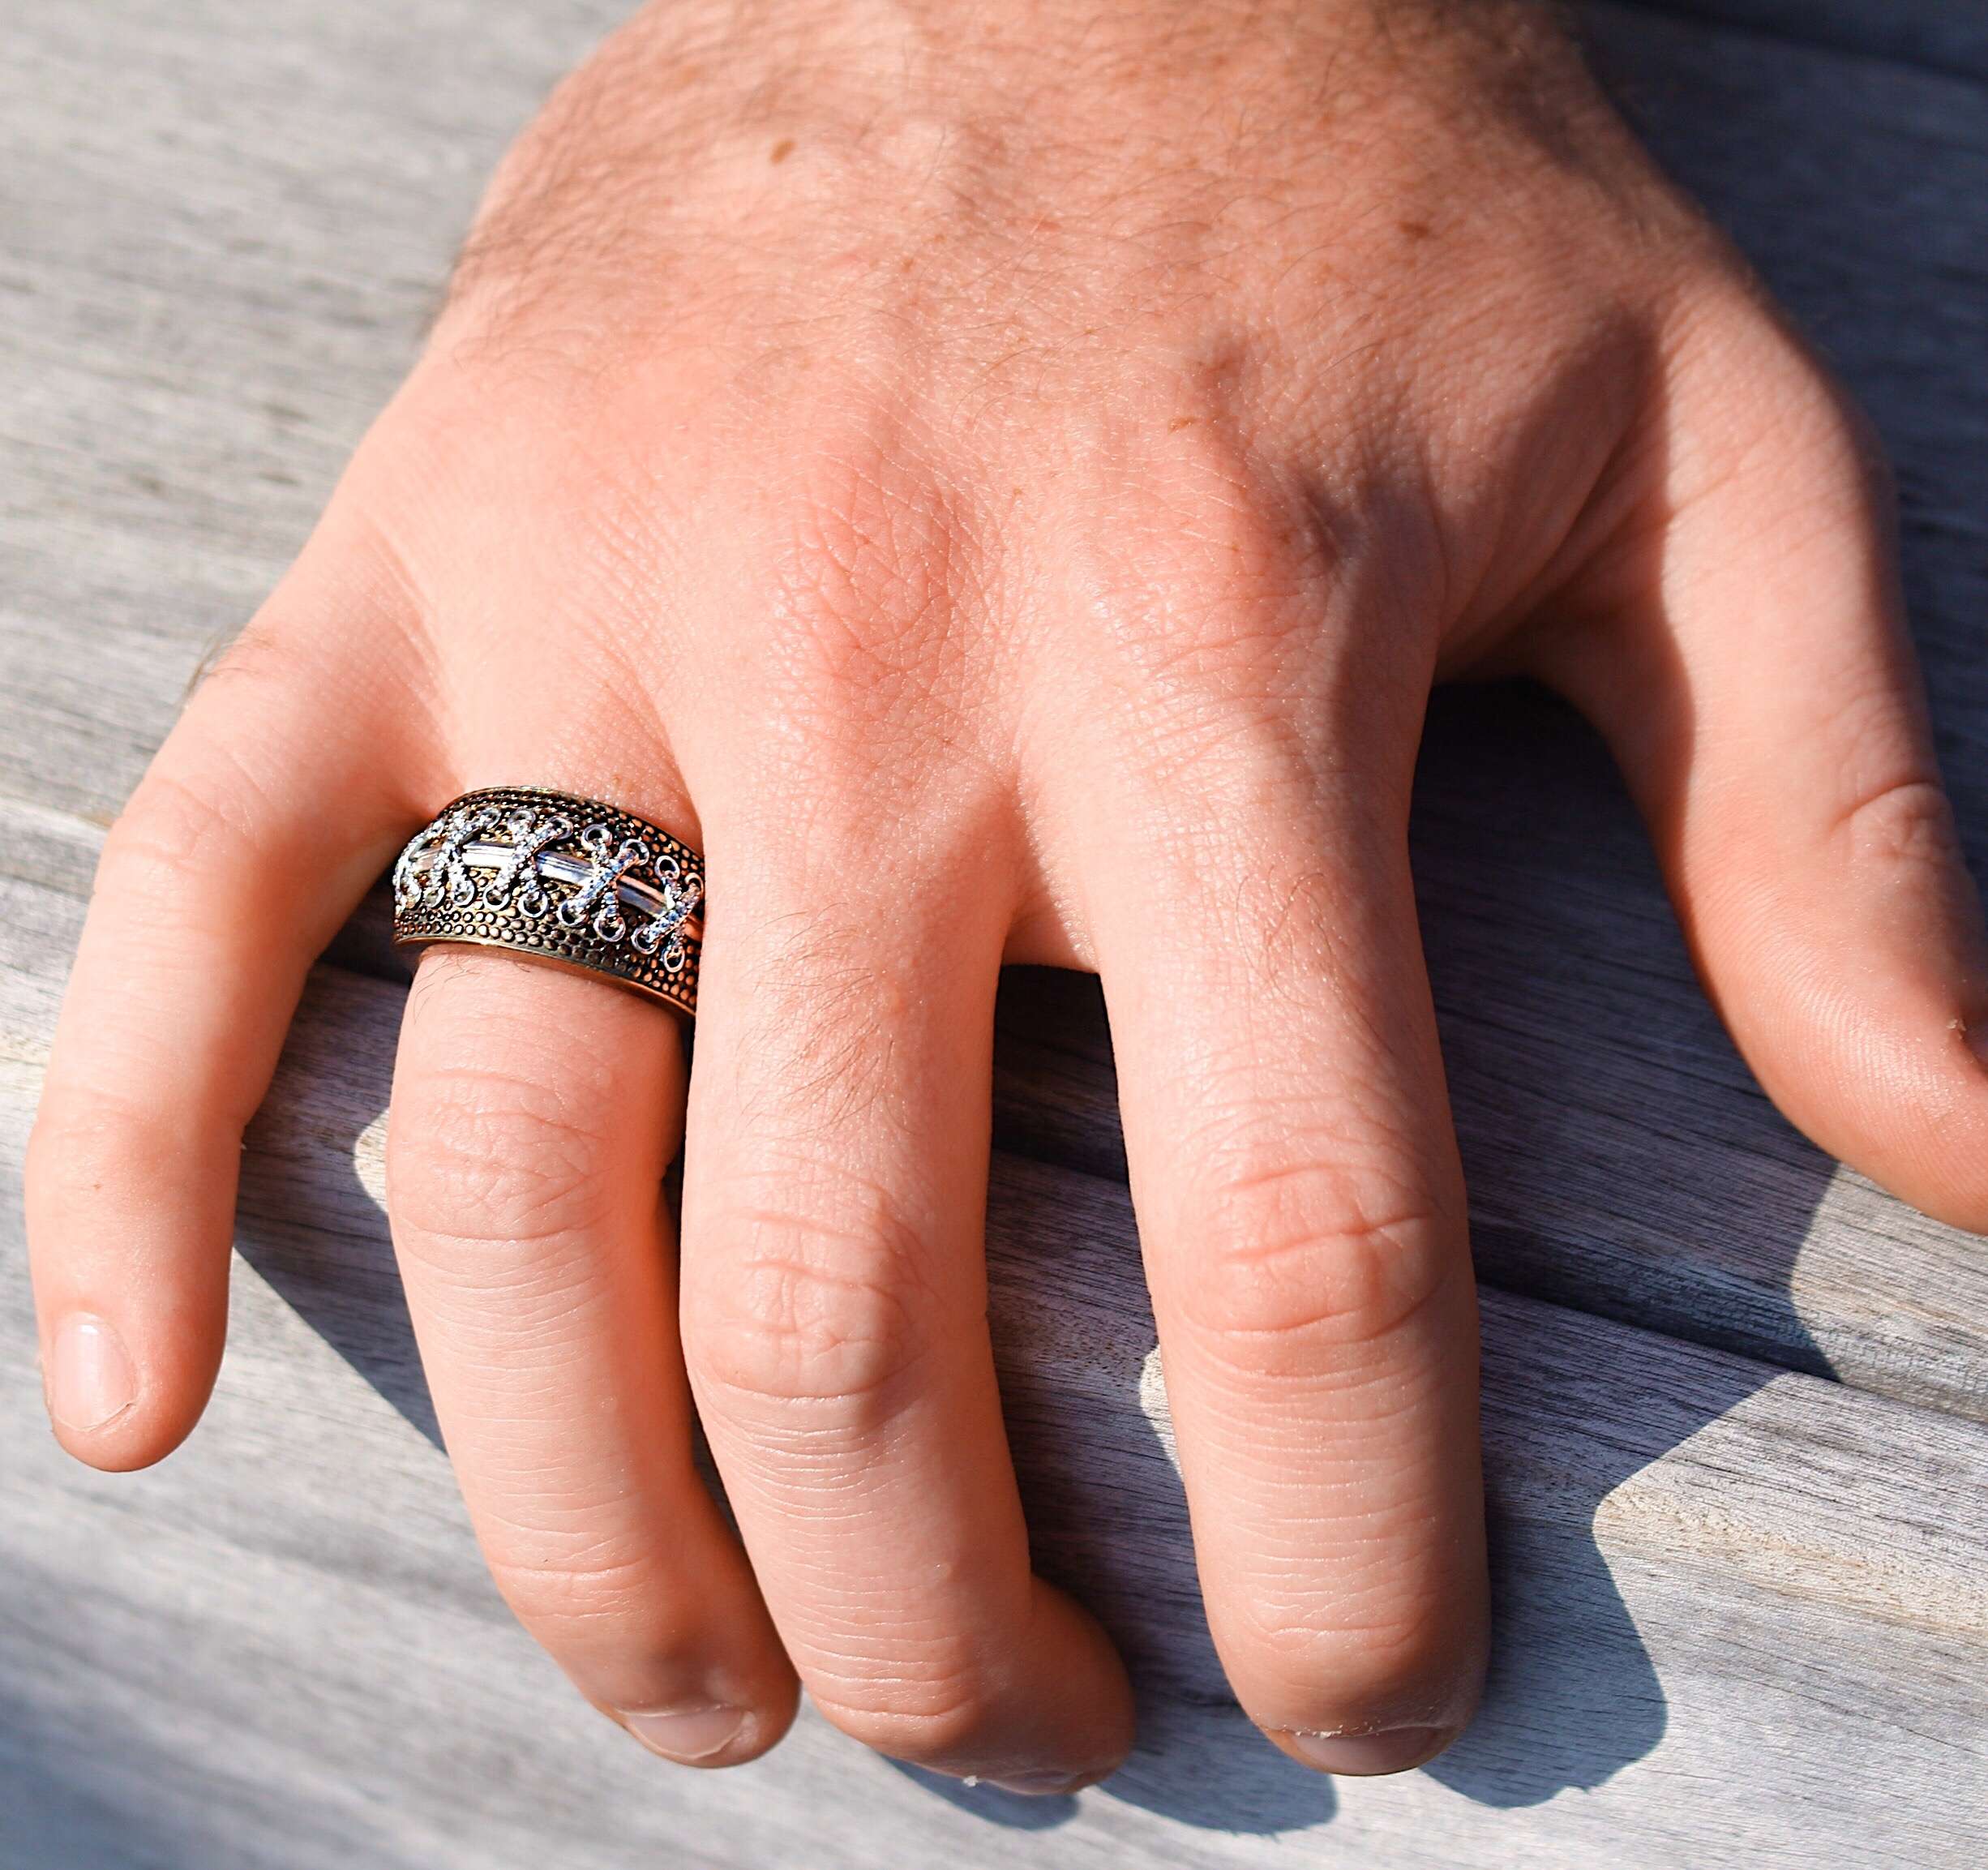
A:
679,803,1134,1793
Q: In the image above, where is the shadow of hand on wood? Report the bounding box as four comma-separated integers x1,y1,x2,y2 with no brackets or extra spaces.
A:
968,678,1845,1827
237,956,439,1452
224,679,1841,1834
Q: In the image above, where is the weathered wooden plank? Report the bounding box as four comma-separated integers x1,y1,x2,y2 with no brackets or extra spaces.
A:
7,2,1988,1864
4,888,1986,1866
6,1,1988,1419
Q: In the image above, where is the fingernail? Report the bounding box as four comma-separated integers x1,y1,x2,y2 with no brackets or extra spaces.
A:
985,1769,1094,1796
45,1314,137,1435
1275,1725,1455,1776
618,1704,750,1764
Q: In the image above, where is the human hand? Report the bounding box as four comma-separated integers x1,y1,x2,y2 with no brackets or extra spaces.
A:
29,0,1988,1791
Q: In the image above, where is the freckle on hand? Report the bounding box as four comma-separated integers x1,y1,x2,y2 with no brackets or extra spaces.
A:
770,138,795,165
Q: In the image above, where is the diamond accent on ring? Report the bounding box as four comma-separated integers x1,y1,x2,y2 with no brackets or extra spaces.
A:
391,787,704,1016
485,812,572,910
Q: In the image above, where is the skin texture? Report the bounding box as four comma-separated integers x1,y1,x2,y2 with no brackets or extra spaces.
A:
26,0,1988,1791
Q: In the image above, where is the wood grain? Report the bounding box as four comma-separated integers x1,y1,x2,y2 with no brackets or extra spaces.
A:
5,0,1988,1864
6,835,1988,1867
8,0,1988,1417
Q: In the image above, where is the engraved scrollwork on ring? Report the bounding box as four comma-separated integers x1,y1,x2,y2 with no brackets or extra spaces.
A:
391,787,705,1015
486,810,572,911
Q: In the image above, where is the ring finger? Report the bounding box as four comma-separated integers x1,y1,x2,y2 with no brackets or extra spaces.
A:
386,908,796,1766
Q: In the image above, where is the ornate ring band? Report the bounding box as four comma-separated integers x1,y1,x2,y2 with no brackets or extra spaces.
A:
392,785,704,1016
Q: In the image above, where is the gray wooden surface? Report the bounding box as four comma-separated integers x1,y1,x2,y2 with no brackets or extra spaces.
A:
3,1,1986,1865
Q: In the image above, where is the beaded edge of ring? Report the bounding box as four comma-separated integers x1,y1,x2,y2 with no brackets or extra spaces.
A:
390,786,703,1015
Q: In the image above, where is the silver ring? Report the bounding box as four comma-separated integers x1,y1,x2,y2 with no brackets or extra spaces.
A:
391,786,703,1015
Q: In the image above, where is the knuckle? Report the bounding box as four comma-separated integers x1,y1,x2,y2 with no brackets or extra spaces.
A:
27,1087,171,1212
99,761,268,910
486,1546,703,1687
687,1178,945,1419
1675,286,1894,514
1173,1156,1455,1375
1764,348,1899,510
1792,668,1958,882
388,1052,616,1272
808,1671,994,1767
750,438,976,744
486,1545,660,1636
1110,506,1323,670
1155,476,1330,621
1830,772,1960,876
